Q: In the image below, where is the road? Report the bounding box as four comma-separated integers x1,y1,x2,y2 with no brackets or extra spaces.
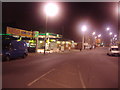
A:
2,47,118,88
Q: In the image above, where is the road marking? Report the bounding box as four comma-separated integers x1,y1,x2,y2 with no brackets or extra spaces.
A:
77,65,86,88
42,78,71,88
27,69,55,86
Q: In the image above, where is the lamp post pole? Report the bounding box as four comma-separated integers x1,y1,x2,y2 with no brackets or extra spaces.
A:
43,3,59,54
81,25,87,50
44,15,48,54
82,33,85,50
92,32,96,46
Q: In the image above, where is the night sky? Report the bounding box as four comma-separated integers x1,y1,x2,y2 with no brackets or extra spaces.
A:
2,2,118,42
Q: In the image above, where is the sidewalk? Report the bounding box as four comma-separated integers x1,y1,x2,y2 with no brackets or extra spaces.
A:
28,49,78,55
28,48,95,56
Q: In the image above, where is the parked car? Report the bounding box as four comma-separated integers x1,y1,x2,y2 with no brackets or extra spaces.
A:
107,45,120,56
27,43,36,52
1,40,28,61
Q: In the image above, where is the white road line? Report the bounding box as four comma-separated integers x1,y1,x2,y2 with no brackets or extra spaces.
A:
42,78,71,88
27,69,55,86
77,65,86,88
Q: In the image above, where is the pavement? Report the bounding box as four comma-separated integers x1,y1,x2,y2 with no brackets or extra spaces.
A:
2,47,119,88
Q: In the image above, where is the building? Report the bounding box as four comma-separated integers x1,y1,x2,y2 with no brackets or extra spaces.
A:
4,26,77,53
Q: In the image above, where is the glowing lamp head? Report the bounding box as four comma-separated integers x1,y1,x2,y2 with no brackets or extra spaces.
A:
115,38,117,40
44,3,59,17
95,36,97,39
109,32,112,35
106,27,110,31
92,32,96,35
114,35,117,37
81,25,87,32
98,34,101,37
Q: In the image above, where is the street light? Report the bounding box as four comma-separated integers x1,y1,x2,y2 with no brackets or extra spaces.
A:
98,34,101,37
109,32,113,44
81,25,87,50
114,35,117,37
109,32,113,35
95,36,97,39
115,38,117,40
44,3,59,17
92,32,96,35
91,32,96,46
43,3,59,54
106,27,110,31
81,25,87,32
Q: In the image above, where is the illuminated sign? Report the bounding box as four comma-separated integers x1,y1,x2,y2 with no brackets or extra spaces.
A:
96,39,101,44
7,27,20,35
7,27,33,37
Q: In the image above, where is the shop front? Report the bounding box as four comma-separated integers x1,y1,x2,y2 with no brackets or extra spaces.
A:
6,26,36,52
6,26,77,53
36,33,62,53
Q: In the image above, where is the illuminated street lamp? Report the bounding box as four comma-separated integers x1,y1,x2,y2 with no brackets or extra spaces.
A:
98,34,101,37
109,32,113,44
106,27,110,31
114,35,117,37
81,25,87,50
44,3,59,17
115,38,117,40
93,36,97,46
92,32,96,35
43,3,59,54
109,32,113,35
81,25,87,32
95,36,97,39
91,32,96,46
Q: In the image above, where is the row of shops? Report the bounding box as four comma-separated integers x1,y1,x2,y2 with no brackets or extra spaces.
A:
4,26,77,53
2,26,106,53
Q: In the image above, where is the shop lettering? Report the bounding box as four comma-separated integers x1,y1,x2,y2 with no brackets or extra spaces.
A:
7,27,33,37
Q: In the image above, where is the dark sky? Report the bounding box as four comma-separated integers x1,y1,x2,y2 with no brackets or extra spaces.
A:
2,2,118,42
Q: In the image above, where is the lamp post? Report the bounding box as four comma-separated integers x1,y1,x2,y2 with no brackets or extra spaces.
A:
81,25,87,50
97,34,101,46
98,34,101,38
92,32,96,45
106,27,110,31
109,32,112,35
94,36,97,46
109,32,113,45
114,34,117,37
92,32,96,35
44,3,59,54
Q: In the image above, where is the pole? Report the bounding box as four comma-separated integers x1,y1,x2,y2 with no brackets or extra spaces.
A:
82,34,84,50
110,35,112,45
44,15,48,54
34,31,39,53
118,2,120,88
36,36,38,52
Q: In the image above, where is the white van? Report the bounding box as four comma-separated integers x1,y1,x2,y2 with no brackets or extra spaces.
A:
107,46,120,56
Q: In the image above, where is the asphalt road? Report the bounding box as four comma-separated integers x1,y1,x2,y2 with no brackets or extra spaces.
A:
2,47,118,88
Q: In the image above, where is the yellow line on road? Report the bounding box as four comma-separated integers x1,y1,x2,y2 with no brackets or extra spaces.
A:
27,69,55,86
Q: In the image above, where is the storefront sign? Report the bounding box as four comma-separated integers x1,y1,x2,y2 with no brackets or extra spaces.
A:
7,27,33,37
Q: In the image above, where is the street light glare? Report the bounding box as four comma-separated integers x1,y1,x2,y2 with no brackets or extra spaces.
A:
98,34,101,37
44,3,59,17
114,35,117,37
109,32,112,35
106,27,110,31
81,25,87,32
115,38,117,40
92,32,96,35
